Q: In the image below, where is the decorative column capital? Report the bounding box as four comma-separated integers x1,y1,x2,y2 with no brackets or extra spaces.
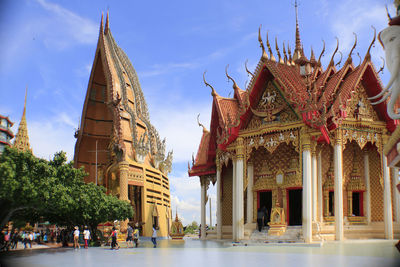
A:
301,130,311,151
334,129,343,146
235,137,245,160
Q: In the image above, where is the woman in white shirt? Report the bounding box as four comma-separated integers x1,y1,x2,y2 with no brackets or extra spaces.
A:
83,226,90,249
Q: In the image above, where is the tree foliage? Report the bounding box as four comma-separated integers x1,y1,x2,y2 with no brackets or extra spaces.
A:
0,147,133,235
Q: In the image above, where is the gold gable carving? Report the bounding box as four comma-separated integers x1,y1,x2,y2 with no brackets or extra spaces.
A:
346,85,379,121
248,81,297,128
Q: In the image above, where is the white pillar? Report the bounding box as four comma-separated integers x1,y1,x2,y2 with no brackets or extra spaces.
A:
302,141,312,243
383,156,393,239
317,151,323,222
216,168,222,239
247,163,254,224
232,159,237,241
312,150,318,222
393,168,400,223
364,151,371,224
236,156,244,241
200,177,207,240
334,141,344,241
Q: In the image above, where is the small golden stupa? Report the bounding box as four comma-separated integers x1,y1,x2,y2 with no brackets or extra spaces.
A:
170,209,185,240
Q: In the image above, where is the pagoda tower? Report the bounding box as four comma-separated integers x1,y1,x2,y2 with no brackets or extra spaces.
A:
13,88,32,153
74,12,172,237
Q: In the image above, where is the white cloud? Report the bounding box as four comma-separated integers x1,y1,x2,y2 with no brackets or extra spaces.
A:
169,171,217,226
36,0,98,47
151,103,212,163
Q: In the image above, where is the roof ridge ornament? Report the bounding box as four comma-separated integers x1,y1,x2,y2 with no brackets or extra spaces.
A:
335,51,343,67
197,114,208,133
275,37,284,64
245,59,255,78
283,41,289,65
364,26,376,62
345,33,357,65
203,71,218,97
328,37,339,67
225,64,240,91
258,25,268,61
317,40,325,67
266,31,276,61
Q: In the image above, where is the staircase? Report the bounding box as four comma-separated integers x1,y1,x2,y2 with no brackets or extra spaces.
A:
249,226,303,243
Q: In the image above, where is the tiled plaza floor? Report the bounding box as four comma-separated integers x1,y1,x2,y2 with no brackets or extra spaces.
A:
1,238,399,267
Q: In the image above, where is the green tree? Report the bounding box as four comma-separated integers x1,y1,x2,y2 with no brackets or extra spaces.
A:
0,147,133,244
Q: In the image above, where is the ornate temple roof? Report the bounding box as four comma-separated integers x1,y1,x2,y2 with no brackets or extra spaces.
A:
189,5,396,177
13,88,32,153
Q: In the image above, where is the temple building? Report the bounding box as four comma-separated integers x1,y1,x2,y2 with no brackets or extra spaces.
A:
74,13,173,237
189,4,399,242
0,115,14,154
13,88,32,153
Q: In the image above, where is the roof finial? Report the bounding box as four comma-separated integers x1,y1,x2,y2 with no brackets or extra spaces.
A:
258,25,268,61
283,41,289,65
266,31,276,61
287,44,293,64
317,40,325,67
104,10,110,34
293,0,302,60
225,64,240,91
245,59,255,78
197,114,208,133
328,37,339,67
364,26,376,61
335,51,343,67
345,33,357,65
275,37,284,64
203,71,218,97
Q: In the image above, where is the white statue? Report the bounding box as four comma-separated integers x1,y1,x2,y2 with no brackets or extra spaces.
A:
369,4,400,119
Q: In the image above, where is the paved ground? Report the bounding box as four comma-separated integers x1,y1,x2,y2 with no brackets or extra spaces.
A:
1,238,399,267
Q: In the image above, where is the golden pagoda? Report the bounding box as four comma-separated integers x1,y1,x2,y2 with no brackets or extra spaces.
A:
170,210,185,240
74,12,172,237
14,88,32,153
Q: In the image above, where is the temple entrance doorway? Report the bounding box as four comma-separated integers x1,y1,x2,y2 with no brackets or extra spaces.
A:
288,189,302,225
258,191,272,224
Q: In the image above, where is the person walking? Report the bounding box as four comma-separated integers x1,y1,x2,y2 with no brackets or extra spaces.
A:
151,225,157,248
110,227,119,250
83,226,91,249
11,230,19,249
28,232,34,248
126,224,133,248
133,223,139,248
73,226,80,249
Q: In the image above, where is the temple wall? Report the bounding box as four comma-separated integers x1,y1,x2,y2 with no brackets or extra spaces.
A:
369,148,384,221
221,165,233,226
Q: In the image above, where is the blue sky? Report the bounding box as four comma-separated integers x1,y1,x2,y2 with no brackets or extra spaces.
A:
0,0,395,225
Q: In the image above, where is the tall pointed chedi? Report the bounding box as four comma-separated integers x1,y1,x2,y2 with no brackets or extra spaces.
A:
74,12,172,237
14,87,32,153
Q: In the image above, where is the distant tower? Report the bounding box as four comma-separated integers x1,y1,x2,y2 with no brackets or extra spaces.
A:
14,88,32,153
0,115,14,154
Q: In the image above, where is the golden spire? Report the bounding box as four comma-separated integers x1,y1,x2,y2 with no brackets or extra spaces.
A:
14,87,32,153
104,10,110,34
293,0,302,61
